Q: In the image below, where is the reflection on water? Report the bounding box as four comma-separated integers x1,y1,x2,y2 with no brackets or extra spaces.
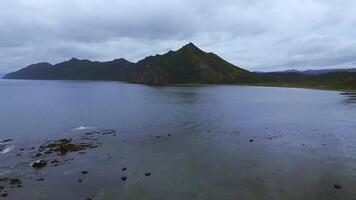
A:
0,80,356,200
340,92,356,104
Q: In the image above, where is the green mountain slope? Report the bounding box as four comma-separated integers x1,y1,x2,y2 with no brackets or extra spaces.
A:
134,43,257,84
3,43,356,90
4,58,135,81
3,43,257,85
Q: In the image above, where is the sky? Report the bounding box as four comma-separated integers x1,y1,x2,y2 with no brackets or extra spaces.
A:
1,0,356,72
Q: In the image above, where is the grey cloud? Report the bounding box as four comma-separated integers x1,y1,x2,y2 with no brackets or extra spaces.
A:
1,0,356,72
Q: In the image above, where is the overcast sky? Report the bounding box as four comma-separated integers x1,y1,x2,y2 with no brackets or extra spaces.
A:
1,0,356,72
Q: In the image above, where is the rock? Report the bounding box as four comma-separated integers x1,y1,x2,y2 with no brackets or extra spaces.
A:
144,172,151,176
0,191,7,197
249,139,254,143
51,159,59,164
121,176,127,181
0,177,8,182
36,178,44,181
2,139,12,143
334,184,342,189
156,136,161,139
37,138,99,157
31,160,47,168
35,153,42,157
9,179,22,187
168,134,172,136
44,150,53,154
78,179,82,183
121,167,127,171
81,171,88,175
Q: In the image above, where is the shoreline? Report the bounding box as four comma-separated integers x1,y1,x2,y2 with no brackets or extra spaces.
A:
2,78,356,92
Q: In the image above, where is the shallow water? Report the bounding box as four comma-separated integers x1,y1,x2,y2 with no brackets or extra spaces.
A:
0,79,356,199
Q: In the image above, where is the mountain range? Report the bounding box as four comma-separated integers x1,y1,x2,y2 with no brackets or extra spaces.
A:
260,68,356,75
3,43,356,90
3,43,257,85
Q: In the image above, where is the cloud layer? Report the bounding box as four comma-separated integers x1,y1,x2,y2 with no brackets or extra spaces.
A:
1,0,356,72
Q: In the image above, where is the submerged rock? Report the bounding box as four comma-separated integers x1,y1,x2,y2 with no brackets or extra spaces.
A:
121,176,127,181
38,138,98,155
9,178,22,188
334,184,342,189
0,191,8,197
31,160,47,168
2,139,12,143
144,172,151,176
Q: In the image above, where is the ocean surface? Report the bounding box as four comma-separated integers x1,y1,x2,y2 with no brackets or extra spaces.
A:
0,79,356,200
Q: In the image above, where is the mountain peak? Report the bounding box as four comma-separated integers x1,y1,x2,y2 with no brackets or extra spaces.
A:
69,57,79,62
180,42,201,52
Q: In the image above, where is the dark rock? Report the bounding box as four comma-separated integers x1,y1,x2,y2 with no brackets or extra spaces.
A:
9,178,22,187
121,167,127,171
38,138,98,155
334,184,342,189
81,171,88,175
51,159,59,164
2,139,12,143
168,134,172,136
156,136,161,139
78,179,82,183
0,191,7,197
0,177,8,181
44,150,53,154
35,153,42,157
36,178,44,181
121,176,127,181
144,172,151,176
249,139,254,143
31,160,47,168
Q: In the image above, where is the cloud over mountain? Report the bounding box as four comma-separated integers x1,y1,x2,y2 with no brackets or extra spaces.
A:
1,0,356,72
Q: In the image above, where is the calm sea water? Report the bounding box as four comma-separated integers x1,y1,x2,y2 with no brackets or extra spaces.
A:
0,79,356,200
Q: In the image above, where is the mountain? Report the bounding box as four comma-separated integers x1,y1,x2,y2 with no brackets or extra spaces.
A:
4,43,356,89
134,43,257,84
4,58,136,81
259,68,356,75
300,68,356,75
4,43,256,85
257,71,356,90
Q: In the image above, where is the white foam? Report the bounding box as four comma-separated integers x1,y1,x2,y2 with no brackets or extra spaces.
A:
0,145,14,154
72,126,93,131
